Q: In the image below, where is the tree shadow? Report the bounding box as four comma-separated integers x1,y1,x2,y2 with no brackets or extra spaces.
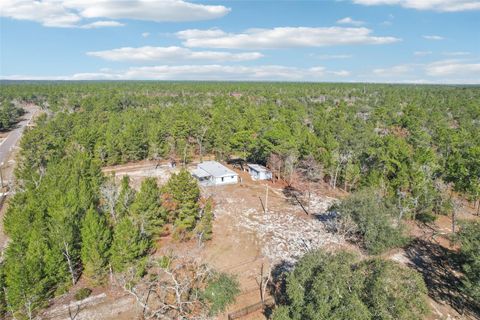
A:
404,239,480,318
282,186,300,206
267,260,294,307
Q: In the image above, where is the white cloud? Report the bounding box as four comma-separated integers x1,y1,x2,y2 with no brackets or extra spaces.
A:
373,64,414,76
353,0,480,12
423,35,444,40
442,51,471,56
425,59,480,76
177,27,401,49
310,54,353,59
141,32,150,38
336,17,366,26
0,0,230,28
414,51,433,56
1,65,351,81
0,0,81,27
364,59,480,83
65,0,230,22
80,20,124,29
86,46,264,62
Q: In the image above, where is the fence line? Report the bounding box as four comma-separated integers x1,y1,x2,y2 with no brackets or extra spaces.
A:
227,298,274,320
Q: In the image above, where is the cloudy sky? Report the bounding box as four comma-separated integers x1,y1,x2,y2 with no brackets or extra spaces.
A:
1,0,479,83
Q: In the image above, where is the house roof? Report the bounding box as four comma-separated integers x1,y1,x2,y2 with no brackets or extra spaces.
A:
192,168,211,179
198,161,238,178
247,163,270,172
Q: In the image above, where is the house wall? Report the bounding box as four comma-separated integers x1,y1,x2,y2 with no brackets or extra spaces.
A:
249,169,272,180
213,175,238,185
260,171,272,180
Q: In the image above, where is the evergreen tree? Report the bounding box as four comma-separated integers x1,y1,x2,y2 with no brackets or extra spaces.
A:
195,197,214,241
110,217,150,272
130,177,165,238
115,175,135,219
162,169,200,239
458,221,480,301
80,207,112,283
4,227,49,319
272,250,429,320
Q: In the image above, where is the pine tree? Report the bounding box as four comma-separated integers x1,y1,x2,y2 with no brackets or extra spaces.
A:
4,228,49,319
110,217,150,272
130,177,165,238
115,175,135,219
80,207,112,283
162,169,200,239
195,197,214,241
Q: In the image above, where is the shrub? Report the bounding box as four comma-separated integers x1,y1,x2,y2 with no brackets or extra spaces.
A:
203,273,240,316
272,250,429,320
74,288,92,301
334,191,409,254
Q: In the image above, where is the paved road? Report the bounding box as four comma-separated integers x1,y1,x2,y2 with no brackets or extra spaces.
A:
0,106,37,166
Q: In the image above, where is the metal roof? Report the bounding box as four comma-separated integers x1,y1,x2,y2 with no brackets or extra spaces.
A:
198,161,238,178
247,163,270,172
192,168,211,178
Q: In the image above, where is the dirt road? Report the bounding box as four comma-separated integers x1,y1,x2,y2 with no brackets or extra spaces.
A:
0,105,37,165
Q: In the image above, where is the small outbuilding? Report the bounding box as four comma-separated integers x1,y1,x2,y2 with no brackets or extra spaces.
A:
192,161,239,186
247,164,272,181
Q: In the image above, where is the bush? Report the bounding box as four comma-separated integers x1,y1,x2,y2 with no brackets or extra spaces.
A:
74,288,92,301
272,250,429,320
203,273,240,316
334,191,409,254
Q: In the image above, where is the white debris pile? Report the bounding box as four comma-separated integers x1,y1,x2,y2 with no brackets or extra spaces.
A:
239,209,343,265
306,194,338,215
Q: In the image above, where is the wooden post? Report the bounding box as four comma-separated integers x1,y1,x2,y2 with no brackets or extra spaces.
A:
265,184,268,214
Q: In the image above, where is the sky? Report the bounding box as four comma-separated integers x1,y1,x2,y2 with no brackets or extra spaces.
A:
0,0,479,83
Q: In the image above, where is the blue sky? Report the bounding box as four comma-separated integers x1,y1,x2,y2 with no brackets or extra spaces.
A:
1,0,479,83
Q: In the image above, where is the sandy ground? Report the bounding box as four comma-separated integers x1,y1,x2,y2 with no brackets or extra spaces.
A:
41,162,345,320
32,160,480,320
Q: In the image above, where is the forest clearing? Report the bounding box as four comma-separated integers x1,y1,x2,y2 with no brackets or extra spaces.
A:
30,157,478,320
0,82,478,320
2,1,480,319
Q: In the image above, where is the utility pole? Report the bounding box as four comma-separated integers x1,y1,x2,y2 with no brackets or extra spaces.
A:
264,184,269,214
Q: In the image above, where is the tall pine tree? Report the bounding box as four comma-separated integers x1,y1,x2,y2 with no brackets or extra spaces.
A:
115,175,135,219
130,177,165,238
162,169,200,239
81,207,112,283
110,217,150,272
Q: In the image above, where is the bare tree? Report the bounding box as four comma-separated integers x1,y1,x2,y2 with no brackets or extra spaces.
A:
195,126,208,163
267,153,282,183
451,198,462,247
298,155,323,211
256,263,271,305
62,240,78,286
100,175,120,223
283,152,298,187
116,255,213,319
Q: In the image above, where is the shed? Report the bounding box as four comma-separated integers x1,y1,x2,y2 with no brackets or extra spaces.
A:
192,161,239,186
247,164,272,181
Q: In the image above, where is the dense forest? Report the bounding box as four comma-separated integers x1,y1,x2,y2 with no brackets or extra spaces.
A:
0,81,478,319
0,97,25,131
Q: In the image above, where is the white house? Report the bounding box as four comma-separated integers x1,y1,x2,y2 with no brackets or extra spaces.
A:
192,161,239,186
247,164,272,181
